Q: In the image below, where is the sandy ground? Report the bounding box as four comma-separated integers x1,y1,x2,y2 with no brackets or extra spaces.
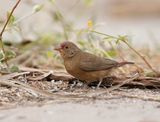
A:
0,89,160,122
0,99,160,122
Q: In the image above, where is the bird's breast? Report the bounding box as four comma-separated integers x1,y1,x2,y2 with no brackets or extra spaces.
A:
64,58,78,73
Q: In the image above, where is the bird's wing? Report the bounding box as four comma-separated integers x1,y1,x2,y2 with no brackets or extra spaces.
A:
79,52,118,71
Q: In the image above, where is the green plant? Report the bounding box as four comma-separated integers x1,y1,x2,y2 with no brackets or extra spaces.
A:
90,30,159,75
0,0,21,67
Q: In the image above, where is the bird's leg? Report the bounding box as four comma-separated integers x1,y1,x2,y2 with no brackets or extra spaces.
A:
96,78,103,89
70,80,77,90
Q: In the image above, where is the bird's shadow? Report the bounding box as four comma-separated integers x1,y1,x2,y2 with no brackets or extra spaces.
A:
68,76,117,88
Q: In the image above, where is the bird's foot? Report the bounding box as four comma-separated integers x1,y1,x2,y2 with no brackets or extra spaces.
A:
96,79,103,89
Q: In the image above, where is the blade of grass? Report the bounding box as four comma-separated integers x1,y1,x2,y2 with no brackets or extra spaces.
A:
0,0,21,67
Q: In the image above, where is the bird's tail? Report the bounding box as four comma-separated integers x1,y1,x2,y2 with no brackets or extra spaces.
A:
117,61,134,67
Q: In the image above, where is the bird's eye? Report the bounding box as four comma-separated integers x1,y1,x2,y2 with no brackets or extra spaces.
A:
65,46,69,49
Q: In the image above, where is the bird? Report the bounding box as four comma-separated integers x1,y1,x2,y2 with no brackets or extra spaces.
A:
54,41,134,88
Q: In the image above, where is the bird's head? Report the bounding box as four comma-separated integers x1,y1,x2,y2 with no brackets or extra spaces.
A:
54,41,81,59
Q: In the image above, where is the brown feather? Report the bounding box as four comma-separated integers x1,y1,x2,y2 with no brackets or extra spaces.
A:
55,41,134,83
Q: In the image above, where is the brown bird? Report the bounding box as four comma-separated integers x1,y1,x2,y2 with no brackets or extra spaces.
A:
55,41,134,87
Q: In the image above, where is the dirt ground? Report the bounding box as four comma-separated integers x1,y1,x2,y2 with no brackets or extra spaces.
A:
0,89,160,122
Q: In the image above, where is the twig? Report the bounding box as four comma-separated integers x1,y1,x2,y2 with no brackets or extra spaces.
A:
0,0,21,66
122,39,159,75
90,73,139,96
0,71,30,80
107,74,139,92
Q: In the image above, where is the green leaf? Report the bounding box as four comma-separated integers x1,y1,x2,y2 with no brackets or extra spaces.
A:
83,0,93,6
48,0,56,4
7,11,15,25
53,11,63,21
145,71,157,77
77,40,86,46
106,50,117,57
46,51,54,58
33,4,43,13
5,50,16,59
118,35,128,42
116,38,121,44
9,65,19,73
0,52,4,61
103,37,115,42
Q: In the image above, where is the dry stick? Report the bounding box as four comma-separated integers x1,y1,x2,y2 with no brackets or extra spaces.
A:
91,73,139,96
0,0,21,66
123,40,159,75
106,74,139,92
0,71,30,80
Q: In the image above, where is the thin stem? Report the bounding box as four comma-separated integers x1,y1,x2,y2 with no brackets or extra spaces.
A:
13,11,34,25
91,30,116,39
123,40,159,74
0,0,21,67
91,30,159,75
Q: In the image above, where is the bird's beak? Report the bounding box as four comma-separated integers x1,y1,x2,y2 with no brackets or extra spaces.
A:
54,47,62,52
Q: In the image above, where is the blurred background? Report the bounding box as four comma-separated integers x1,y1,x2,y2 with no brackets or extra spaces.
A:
1,0,160,48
